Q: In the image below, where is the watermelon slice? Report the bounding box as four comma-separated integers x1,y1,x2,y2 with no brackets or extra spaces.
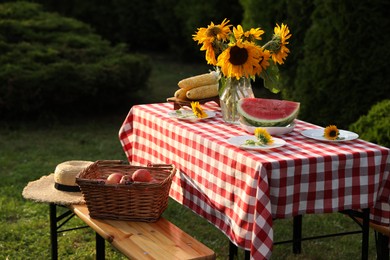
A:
237,98,300,127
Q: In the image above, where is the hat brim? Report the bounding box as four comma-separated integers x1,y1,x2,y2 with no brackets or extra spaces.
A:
22,174,85,205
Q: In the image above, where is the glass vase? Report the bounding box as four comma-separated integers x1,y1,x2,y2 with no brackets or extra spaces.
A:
219,77,254,124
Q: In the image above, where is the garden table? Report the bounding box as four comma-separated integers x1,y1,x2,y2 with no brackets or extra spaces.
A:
118,102,390,259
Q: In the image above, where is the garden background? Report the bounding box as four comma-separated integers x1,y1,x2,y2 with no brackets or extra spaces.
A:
1,0,389,259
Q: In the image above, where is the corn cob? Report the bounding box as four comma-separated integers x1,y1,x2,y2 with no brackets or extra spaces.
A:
186,83,219,100
178,71,219,89
174,88,188,100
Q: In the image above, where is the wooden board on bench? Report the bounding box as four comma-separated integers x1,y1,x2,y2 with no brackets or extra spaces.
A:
70,204,216,260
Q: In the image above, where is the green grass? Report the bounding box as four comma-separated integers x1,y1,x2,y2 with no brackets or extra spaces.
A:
0,53,379,259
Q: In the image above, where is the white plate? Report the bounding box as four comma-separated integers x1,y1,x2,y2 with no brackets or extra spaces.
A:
239,119,295,135
167,110,216,121
227,135,286,150
301,129,359,142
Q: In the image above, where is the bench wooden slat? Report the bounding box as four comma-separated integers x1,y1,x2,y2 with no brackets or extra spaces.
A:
70,204,216,260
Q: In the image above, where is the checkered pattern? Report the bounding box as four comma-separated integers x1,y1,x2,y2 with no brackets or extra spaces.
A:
119,102,390,260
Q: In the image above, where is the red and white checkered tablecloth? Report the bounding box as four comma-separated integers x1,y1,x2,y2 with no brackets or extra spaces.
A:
118,102,390,260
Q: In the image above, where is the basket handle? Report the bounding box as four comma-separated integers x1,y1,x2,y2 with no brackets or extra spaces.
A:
95,160,128,165
147,163,175,170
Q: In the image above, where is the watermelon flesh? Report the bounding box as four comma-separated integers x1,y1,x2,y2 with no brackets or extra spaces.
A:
237,98,300,127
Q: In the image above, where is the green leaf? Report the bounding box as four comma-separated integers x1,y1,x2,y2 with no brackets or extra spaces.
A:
260,62,282,94
218,76,227,96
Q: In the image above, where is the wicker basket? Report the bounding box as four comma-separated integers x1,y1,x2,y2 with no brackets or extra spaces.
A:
76,160,176,222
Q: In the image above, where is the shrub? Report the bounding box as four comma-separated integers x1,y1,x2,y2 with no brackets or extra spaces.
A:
0,2,151,118
239,0,314,97
31,0,243,60
291,0,389,128
241,0,389,129
33,0,169,51
154,0,243,60
349,100,390,148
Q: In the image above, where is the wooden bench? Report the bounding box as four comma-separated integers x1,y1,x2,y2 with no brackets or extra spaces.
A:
69,204,216,259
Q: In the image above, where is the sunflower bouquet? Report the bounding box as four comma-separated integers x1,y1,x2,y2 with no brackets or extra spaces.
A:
193,19,292,122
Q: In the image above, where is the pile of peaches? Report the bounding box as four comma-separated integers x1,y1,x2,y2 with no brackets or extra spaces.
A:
105,169,156,184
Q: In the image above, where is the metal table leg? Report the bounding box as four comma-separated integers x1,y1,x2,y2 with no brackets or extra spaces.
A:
228,241,249,260
361,208,370,260
228,241,238,260
293,215,302,254
375,231,390,260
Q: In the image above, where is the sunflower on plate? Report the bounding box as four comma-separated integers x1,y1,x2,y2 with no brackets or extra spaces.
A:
323,125,340,140
191,101,208,119
245,127,274,146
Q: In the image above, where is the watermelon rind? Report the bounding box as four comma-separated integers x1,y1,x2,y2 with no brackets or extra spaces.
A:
240,115,296,127
237,98,300,127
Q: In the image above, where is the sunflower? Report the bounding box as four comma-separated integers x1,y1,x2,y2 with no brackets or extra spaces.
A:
233,25,264,42
191,102,208,118
254,48,272,76
270,23,291,65
216,40,262,79
193,18,231,45
254,128,274,145
200,40,218,65
324,125,339,140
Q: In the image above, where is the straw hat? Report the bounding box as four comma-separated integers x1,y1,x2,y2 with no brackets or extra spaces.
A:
22,160,93,205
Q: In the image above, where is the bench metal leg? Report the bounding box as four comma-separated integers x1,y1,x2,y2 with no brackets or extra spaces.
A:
96,232,105,260
49,204,89,259
49,204,58,260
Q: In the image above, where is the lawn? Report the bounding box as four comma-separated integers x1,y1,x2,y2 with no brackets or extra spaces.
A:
0,52,378,259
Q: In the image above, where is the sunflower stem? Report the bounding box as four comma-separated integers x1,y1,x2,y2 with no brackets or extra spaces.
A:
219,77,254,124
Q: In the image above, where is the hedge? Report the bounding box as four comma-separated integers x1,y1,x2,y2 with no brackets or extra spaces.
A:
0,1,151,118
241,0,389,129
349,99,390,148
292,0,389,128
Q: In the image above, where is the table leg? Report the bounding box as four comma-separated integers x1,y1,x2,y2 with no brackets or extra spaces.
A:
228,241,238,260
96,232,105,260
361,208,369,260
228,241,250,260
375,231,390,260
49,204,58,260
293,215,302,254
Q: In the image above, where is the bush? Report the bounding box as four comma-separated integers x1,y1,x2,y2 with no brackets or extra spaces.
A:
239,0,315,98
33,0,169,51
349,100,390,148
154,0,243,60
291,0,390,128
0,2,151,118
30,0,243,60
241,0,389,129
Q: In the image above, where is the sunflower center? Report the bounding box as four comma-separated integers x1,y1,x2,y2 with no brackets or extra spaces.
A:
229,46,249,65
195,107,202,115
206,27,222,38
329,130,337,137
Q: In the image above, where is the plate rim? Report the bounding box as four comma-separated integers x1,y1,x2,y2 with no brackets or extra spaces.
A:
227,135,286,150
167,110,216,121
301,128,359,142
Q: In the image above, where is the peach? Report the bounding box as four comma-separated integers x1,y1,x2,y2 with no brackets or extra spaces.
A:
119,175,132,185
106,173,123,184
132,169,152,182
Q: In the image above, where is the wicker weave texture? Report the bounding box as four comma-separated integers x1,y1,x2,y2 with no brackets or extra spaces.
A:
76,160,175,222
